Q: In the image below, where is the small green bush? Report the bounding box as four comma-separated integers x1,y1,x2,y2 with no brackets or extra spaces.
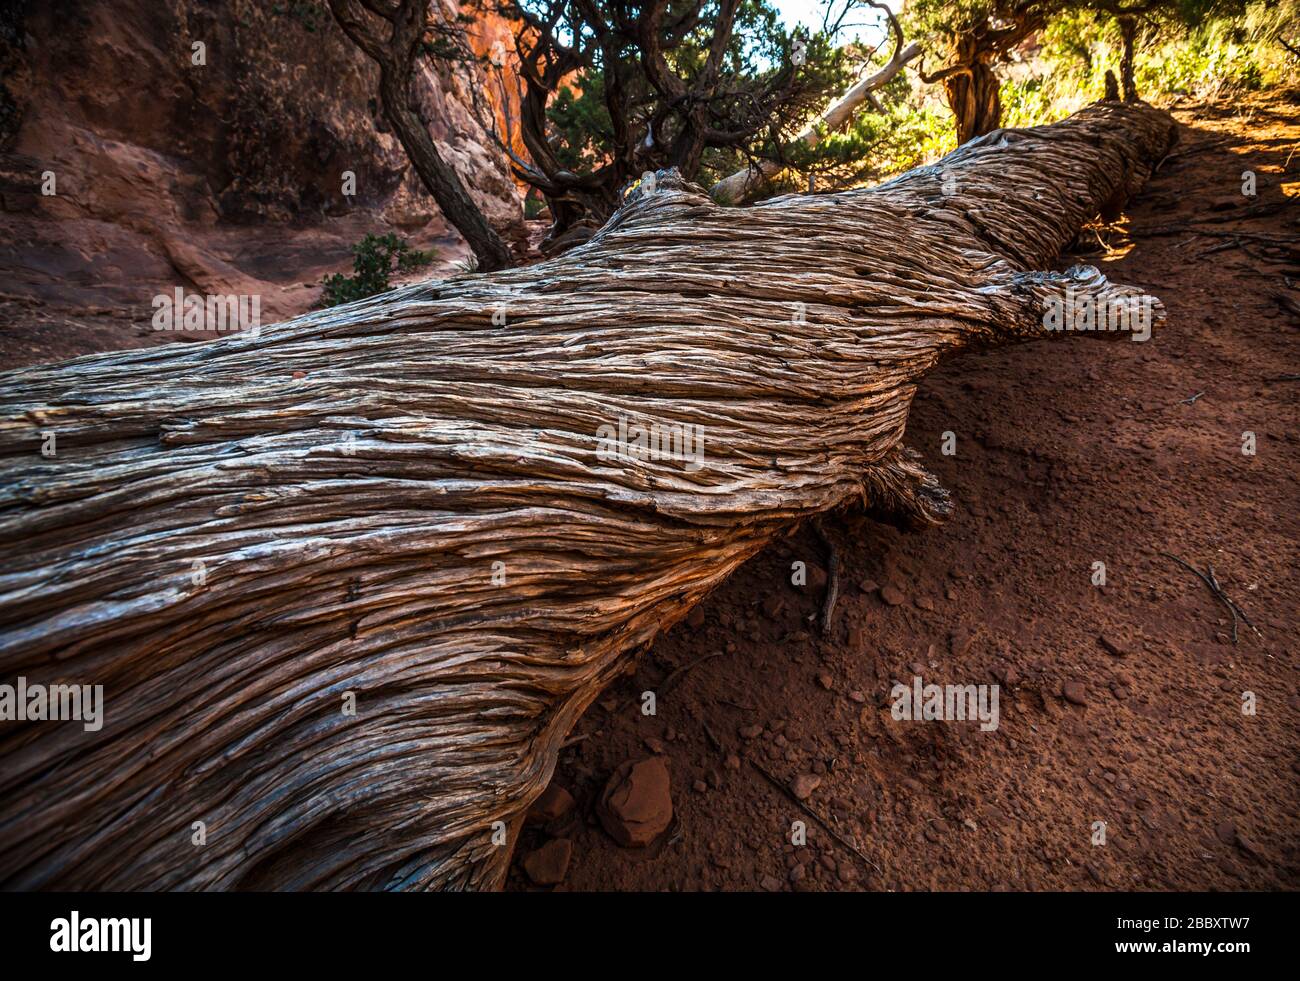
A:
320,233,435,307
271,2,326,33
523,196,547,220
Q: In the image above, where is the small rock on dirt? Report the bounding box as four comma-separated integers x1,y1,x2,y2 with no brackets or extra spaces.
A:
597,757,673,847
521,838,572,886
1062,680,1088,706
526,783,575,825
880,585,906,606
791,773,821,800
1098,634,1129,657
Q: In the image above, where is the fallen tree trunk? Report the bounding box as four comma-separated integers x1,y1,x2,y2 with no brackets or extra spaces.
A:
0,101,1177,891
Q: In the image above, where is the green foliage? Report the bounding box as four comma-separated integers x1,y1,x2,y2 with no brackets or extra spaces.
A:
997,0,1296,129
905,0,1011,44
529,0,1294,210
997,9,1108,128
547,77,614,176
1134,0,1295,97
320,233,435,307
800,0,1293,187
776,73,956,190
699,16,861,187
271,1,326,33
537,0,862,189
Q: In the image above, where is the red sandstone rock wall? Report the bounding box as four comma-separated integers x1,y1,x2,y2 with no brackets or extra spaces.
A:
0,0,524,319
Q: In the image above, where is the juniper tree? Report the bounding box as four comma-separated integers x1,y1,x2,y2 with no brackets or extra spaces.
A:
479,0,908,246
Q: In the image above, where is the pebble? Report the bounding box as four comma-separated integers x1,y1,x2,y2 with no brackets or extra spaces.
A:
521,838,572,886
791,773,821,800
880,585,907,606
1098,633,1129,657
1236,833,1266,861
950,628,973,657
1062,680,1089,706
526,783,575,825
597,757,674,847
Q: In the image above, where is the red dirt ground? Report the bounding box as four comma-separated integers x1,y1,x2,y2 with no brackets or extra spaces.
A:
507,90,1300,891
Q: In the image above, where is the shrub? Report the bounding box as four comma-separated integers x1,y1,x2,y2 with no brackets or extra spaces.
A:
320,233,435,307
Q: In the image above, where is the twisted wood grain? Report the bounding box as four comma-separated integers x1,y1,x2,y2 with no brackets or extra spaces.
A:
0,101,1177,890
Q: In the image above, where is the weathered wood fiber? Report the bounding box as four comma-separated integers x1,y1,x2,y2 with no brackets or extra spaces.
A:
0,101,1177,890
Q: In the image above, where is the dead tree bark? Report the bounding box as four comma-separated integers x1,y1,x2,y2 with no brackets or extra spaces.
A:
0,101,1177,891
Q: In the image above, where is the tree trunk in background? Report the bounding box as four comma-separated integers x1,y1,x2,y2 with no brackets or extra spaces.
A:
0,102,1177,891
945,50,1003,145
377,71,515,272
328,0,515,273
1119,17,1139,102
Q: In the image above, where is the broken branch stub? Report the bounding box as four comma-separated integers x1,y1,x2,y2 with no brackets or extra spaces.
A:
711,39,923,204
0,101,1177,890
